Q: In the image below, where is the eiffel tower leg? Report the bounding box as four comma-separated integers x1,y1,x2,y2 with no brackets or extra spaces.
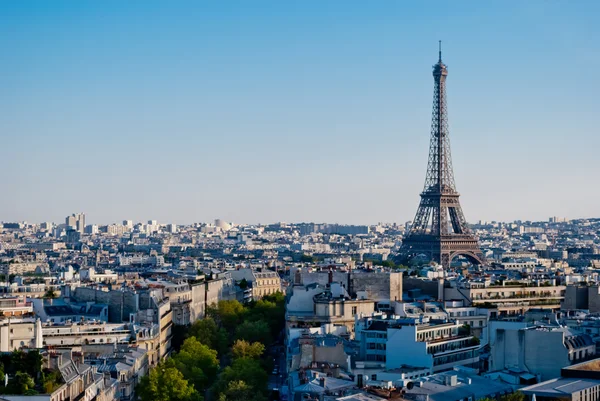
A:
441,252,450,269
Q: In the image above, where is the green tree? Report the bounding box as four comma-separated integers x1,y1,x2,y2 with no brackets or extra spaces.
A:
189,318,228,355
479,393,525,401
172,337,219,393
300,254,315,263
42,370,63,394
261,291,285,305
501,392,525,401
43,290,57,299
217,380,267,401
235,320,272,345
12,372,36,395
215,359,269,398
171,324,189,352
231,340,265,360
382,260,395,268
138,364,199,401
245,298,284,339
209,300,246,334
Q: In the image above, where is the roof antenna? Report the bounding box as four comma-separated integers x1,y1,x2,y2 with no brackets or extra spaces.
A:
439,40,442,62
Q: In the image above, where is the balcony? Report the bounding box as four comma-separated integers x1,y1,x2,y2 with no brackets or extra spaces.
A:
472,293,564,302
427,334,472,345
427,335,479,355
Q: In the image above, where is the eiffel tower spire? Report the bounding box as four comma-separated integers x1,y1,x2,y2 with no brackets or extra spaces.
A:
400,44,484,268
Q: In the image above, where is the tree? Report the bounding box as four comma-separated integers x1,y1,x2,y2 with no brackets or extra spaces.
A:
209,300,246,334
299,254,315,263
235,320,272,345
12,372,36,395
172,337,219,393
171,324,189,352
245,297,285,340
138,364,199,401
238,279,249,290
231,340,265,360
42,370,63,394
501,392,525,401
189,318,228,356
261,291,285,305
479,392,525,401
459,324,471,336
43,290,57,299
215,358,269,398
218,380,267,401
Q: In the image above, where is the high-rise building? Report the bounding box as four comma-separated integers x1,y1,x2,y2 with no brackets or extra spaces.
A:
65,213,85,234
84,224,99,235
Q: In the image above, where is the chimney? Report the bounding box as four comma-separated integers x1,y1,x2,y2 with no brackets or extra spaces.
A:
103,371,111,386
328,268,333,284
48,353,63,370
319,377,325,388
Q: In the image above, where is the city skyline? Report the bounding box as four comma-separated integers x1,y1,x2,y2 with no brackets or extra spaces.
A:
2,1,599,225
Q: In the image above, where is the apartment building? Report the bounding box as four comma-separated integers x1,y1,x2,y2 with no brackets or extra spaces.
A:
0,317,43,351
230,268,281,299
286,282,375,337
0,296,33,316
355,316,480,374
443,300,490,343
0,350,118,401
445,280,565,315
0,258,47,275
522,359,600,401
87,345,149,401
42,321,133,348
143,279,194,325
490,323,595,380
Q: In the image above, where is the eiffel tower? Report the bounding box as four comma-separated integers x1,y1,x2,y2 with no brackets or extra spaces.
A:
400,43,484,268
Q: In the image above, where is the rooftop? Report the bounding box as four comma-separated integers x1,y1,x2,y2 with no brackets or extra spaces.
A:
522,377,600,396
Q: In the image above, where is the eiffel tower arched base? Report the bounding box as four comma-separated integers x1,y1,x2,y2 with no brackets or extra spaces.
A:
400,234,485,268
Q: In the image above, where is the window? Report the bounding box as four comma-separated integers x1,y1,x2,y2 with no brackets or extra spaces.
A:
352,306,357,315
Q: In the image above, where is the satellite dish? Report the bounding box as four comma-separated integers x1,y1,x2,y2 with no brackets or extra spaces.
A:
407,382,415,390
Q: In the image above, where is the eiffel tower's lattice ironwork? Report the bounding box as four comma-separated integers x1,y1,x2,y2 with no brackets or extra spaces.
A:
400,43,484,268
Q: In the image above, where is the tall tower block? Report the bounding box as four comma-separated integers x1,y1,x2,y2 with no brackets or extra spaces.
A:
400,43,484,268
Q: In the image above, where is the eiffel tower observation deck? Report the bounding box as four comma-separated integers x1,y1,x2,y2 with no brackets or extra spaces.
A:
400,43,485,268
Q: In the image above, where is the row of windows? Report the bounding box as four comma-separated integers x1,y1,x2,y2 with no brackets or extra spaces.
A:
418,328,454,341
365,332,387,339
258,279,279,286
449,311,476,317
367,342,386,350
366,354,386,362
433,350,477,366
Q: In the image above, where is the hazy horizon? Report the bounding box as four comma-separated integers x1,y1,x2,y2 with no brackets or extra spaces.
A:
2,1,599,225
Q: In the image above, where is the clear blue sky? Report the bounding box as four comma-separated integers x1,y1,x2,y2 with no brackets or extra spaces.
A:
1,1,599,225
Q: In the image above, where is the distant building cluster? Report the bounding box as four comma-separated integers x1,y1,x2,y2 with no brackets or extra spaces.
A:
0,214,600,401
